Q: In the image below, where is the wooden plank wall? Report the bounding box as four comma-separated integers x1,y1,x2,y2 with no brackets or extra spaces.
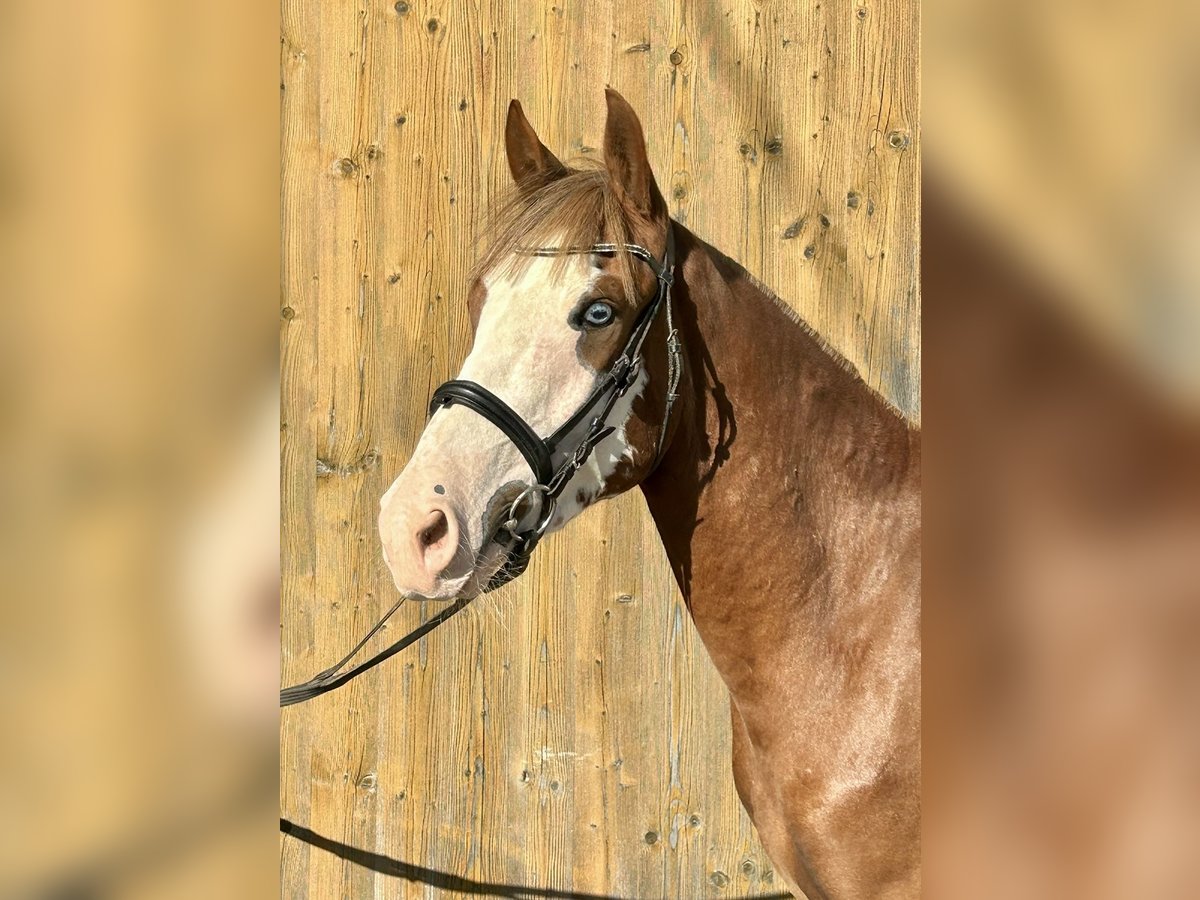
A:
280,1,919,897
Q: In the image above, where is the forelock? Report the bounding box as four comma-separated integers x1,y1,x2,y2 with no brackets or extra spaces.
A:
471,163,639,305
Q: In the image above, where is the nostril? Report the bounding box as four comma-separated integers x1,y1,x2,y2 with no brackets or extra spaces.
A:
419,510,449,549
406,507,458,582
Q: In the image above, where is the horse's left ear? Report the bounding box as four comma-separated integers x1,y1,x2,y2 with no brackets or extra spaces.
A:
603,88,667,222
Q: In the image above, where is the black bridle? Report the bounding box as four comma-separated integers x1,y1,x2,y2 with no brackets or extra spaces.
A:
428,227,680,592
281,225,680,707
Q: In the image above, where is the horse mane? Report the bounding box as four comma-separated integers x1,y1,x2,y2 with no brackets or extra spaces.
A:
471,162,639,304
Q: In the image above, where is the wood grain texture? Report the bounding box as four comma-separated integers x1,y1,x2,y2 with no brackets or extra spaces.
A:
281,1,919,897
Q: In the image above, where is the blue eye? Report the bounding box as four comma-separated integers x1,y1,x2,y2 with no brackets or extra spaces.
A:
582,301,615,327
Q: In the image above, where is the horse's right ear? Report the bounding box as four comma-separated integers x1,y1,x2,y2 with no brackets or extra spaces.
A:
505,100,566,190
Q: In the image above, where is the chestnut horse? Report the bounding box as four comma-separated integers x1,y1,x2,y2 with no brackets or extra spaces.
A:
378,90,920,899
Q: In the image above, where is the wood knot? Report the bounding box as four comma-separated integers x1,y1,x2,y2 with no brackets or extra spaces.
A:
280,306,296,320
644,831,659,845
669,49,683,66
886,129,911,150
393,1,408,13
315,449,381,478
764,136,783,155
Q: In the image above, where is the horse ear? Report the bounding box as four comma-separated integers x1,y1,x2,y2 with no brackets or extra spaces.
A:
602,88,666,221
505,100,566,189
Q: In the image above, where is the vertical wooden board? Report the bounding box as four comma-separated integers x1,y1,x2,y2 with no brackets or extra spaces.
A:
281,0,919,897
279,0,321,897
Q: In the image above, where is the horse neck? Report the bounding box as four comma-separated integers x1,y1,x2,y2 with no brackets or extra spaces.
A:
640,225,919,694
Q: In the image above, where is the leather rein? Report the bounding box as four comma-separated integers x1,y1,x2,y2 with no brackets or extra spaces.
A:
281,227,680,707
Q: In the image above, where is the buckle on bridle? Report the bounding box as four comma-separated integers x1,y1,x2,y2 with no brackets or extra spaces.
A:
612,355,641,390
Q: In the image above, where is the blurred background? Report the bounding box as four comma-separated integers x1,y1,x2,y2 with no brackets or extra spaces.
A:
0,0,1196,898
0,0,278,897
923,0,1200,896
